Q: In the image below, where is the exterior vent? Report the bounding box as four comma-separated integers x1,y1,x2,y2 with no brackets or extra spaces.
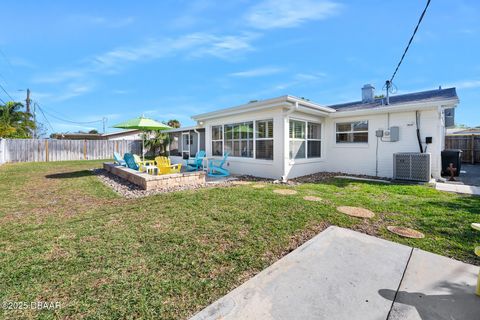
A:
393,152,431,182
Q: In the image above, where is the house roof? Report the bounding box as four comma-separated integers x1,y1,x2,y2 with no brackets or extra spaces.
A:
192,95,335,121
447,128,480,135
190,87,459,122
162,126,203,133
328,87,459,112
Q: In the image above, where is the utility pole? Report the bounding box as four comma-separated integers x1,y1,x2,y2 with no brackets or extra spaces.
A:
25,88,31,114
33,102,37,138
102,117,107,134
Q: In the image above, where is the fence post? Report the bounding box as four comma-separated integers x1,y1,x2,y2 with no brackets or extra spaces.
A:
0,138,4,164
83,140,87,160
45,140,49,162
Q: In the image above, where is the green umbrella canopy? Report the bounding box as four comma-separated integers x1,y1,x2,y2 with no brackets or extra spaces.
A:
112,116,171,131
112,116,171,161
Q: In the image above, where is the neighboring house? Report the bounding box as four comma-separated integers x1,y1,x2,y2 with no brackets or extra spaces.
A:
446,128,480,136
165,85,459,180
52,129,143,140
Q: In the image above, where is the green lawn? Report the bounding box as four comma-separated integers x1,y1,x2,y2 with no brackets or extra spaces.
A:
0,160,478,319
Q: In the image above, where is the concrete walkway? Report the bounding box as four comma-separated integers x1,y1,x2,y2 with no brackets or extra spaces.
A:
435,182,480,195
191,227,479,320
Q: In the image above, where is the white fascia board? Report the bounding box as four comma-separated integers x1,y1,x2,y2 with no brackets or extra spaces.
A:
328,98,459,118
192,98,292,121
162,126,202,133
286,95,337,113
192,95,335,122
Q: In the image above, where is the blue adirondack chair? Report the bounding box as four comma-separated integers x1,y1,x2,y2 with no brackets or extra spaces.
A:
114,152,126,166
123,153,139,170
186,150,206,171
207,152,230,177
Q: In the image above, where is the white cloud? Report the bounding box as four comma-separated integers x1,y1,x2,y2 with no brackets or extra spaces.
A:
246,0,341,29
230,66,284,77
52,84,93,102
448,80,480,90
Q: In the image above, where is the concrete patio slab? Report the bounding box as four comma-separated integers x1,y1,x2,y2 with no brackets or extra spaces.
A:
191,226,412,320
386,248,480,320
435,182,480,195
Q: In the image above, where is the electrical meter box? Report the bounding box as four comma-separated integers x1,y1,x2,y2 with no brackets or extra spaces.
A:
383,126,399,142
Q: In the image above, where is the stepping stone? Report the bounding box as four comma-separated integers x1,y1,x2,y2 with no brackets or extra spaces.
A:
232,181,250,185
273,189,297,195
337,206,375,219
252,184,266,189
303,196,322,202
387,226,425,239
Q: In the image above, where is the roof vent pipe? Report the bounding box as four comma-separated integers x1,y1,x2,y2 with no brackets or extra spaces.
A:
362,84,375,103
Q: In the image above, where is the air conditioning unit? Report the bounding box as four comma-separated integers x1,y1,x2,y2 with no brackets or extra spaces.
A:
393,153,431,182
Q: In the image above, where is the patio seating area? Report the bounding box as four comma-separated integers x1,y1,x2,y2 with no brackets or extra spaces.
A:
104,162,206,190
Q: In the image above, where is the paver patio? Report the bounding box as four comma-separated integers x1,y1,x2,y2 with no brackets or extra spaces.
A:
191,226,480,320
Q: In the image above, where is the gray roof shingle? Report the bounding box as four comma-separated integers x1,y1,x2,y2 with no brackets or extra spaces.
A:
328,87,458,112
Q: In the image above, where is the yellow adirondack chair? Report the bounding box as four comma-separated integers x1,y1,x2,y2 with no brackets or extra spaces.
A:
133,154,155,172
155,156,182,174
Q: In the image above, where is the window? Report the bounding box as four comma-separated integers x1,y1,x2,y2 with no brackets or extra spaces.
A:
212,125,223,156
255,119,273,160
224,122,253,158
210,119,273,160
336,121,368,143
289,120,322,159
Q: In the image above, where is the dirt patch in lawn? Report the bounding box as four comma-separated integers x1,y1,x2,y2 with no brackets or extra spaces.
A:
303,195,322,202
337,206,375,219
387,226,425,239
251,184,266,189
273,189,298,195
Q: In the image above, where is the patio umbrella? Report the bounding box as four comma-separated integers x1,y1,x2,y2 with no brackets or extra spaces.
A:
112,116,171,161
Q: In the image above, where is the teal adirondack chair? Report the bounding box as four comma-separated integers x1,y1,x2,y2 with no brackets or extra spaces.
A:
186,150,206,171
207,152,230,177
124,153,139,170
114,152,126,166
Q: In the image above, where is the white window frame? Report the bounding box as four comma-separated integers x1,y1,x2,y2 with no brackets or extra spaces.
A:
210,119,274,160
335,120,369,144
255,119,274,160
289,119,322,160
224,122,254,158
211,125,223,156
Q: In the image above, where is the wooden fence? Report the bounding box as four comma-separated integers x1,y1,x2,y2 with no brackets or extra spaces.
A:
445,135,480,164
0,138,142,163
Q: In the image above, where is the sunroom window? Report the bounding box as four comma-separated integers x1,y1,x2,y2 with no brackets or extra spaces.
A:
335,121,368,143
289,120,322,159
211,125,223,156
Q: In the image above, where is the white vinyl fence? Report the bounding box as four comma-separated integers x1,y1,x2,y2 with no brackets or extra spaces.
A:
0,138,142,163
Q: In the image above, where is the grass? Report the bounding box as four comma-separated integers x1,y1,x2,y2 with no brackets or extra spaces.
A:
0,160,478,319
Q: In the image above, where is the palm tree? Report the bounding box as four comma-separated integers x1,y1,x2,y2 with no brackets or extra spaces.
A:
0,102,35,138
167,119,181,128
144,131,171,156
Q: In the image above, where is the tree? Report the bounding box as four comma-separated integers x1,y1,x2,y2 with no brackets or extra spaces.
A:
88,129,99,134
144,131,171,156
167,119,181,128
0,101,36,138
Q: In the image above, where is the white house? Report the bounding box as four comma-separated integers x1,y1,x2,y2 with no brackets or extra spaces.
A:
166,85,459,180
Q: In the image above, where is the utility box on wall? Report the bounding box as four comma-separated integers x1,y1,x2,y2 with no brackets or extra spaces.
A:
383,126,399,142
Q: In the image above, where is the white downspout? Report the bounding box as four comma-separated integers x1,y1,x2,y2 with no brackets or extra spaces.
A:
193,129,201,156
282,101,300,182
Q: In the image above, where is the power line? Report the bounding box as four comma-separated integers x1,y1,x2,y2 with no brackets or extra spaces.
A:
36,104,54,132
389,0,432,83
0,82,14,101
36,102,104,125
0,96,5,104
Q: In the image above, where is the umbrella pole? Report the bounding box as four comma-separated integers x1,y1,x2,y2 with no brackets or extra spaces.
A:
142,134,145,161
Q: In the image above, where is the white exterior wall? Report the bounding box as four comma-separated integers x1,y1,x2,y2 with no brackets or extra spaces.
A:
317,108,444,179
284,111,329,179
197,104,447,180
202,107,286,179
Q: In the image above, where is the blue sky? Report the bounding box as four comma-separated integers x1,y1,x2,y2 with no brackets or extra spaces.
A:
1,0,479,133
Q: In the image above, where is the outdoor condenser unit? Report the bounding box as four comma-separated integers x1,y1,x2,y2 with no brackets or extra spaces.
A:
393,153,431,182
